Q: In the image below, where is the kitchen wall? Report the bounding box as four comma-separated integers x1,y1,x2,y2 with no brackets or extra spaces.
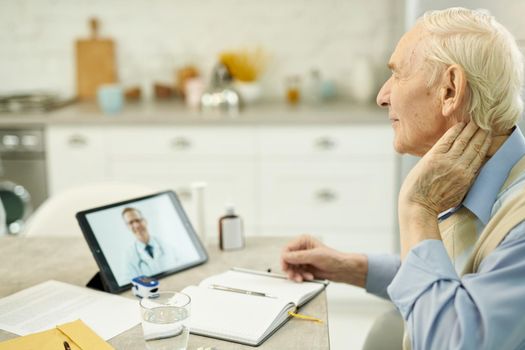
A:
0,0,405,100
406,0,525,39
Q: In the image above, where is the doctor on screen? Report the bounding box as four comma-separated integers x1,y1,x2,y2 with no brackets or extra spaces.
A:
121,207,178,281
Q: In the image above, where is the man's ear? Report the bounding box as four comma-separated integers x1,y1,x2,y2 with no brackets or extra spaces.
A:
439,64,467,120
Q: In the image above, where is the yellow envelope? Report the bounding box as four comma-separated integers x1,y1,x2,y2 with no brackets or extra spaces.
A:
0,319,114,350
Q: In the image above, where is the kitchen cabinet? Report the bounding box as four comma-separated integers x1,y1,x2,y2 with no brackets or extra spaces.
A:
46,125,257,237
106,126,258,237
46,123,396,260
47,127,108,194
258,126,395,246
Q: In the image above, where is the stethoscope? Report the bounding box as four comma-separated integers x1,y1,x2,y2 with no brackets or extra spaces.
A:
135,240,165,272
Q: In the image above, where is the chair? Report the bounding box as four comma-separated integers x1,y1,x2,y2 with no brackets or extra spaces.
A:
362,306,404,350
23,182,155,237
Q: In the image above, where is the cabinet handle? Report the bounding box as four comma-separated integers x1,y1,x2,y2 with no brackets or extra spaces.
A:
314,137,336,150
2,135,20,148
68,134,87,147
177,187,192,201
170,137,192,150
315,189,338,202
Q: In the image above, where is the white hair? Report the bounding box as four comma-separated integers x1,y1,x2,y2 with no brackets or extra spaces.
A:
418,7,524,132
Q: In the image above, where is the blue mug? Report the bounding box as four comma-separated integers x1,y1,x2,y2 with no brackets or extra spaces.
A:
97,84,124,114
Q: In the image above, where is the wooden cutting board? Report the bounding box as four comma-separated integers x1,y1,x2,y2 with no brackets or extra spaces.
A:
75,18,117,100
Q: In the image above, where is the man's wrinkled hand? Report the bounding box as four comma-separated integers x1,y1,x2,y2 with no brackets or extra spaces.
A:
399,121,492,216
280,234,368,287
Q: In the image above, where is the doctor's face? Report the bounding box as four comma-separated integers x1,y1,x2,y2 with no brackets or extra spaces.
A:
123,210,150,244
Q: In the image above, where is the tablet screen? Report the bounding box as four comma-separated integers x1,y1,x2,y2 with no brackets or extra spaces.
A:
76,191,208,293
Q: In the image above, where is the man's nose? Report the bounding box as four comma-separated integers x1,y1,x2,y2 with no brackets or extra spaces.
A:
376,78,391,108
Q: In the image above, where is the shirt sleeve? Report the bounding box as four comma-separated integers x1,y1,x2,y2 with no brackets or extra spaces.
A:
387,221,525,350
365,253,401,300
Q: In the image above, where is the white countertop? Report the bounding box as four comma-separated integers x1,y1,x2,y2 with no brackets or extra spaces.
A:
0,100,388,127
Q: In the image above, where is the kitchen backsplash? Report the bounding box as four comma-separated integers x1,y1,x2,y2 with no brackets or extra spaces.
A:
0,0,404,100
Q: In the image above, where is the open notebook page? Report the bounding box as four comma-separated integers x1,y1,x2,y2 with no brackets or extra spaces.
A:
182,285,293,345
199,270,324,306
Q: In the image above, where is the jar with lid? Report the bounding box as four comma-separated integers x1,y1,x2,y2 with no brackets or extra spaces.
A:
218,204,245,251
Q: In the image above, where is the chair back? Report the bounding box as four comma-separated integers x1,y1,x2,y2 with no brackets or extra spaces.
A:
23,182,155,237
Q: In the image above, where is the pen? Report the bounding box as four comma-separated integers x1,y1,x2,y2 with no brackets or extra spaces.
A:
231,267,329,285
210,284,276,298
63,341,71,350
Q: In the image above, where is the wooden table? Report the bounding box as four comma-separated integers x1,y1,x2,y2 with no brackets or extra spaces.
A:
0,236,329,349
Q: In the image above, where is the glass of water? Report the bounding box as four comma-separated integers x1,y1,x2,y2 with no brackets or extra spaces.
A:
140,291,191,350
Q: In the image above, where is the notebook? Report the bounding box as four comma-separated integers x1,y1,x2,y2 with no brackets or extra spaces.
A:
182,268,327,346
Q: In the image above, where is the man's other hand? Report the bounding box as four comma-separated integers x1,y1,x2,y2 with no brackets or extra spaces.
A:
280,234,368,288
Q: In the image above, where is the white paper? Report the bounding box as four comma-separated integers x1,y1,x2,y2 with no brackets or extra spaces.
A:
0,280,140,340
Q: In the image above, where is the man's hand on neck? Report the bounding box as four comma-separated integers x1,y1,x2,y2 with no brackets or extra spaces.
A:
398,122,492,259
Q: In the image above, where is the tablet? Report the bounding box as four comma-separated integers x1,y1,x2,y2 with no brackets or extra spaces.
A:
76,190,208,293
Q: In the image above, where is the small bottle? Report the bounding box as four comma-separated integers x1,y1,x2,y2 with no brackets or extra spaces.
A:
306,68,322,105
285,75,301,105
219,204,245,251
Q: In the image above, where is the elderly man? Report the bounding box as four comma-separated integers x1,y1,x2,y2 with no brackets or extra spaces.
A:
281,8,525,349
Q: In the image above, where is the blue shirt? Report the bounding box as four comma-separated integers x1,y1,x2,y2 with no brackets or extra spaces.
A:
366,127,525,349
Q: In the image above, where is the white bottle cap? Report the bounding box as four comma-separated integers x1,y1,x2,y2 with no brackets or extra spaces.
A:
225,203,235,215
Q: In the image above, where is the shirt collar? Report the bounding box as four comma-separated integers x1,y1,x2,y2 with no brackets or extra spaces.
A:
135,237,156,249
460,127,525,225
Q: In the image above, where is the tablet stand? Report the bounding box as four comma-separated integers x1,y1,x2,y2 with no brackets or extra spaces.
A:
86,272,107,291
